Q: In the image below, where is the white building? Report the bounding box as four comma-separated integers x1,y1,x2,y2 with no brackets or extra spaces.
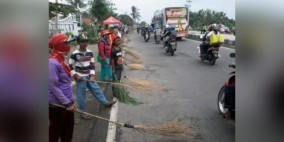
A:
49,14,82,37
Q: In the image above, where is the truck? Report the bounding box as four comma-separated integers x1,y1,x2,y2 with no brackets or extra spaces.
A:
153,7,189,40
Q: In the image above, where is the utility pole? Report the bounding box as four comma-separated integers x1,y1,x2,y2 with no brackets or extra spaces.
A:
185,0,192,10
55,0,58,34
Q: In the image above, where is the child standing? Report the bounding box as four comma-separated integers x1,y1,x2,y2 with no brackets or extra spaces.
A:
111,37,123,81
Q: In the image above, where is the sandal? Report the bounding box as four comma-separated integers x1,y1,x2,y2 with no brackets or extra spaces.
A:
80,114,92,120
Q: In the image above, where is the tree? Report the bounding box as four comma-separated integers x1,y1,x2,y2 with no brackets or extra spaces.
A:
131,6,141,24
90,0,117,22
117,14,134,26
66,0,87,9
49,2,78,19
139,21,146,27
189,9,235,30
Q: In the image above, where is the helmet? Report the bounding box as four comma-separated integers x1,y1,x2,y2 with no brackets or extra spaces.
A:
211,24,217,30
76,34,89,42
166,25,174,30
49,33,71,52
169,26,175,30
101,30,111,36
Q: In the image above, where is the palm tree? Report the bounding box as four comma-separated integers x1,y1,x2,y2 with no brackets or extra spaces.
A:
66,0,87,9
131,6,141,24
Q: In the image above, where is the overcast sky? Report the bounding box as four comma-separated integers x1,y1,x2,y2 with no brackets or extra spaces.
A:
50,0,235,23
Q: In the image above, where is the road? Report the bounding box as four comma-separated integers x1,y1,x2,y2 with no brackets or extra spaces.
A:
113,33,235,142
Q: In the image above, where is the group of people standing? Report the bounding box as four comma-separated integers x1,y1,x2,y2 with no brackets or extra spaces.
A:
48,25,124,142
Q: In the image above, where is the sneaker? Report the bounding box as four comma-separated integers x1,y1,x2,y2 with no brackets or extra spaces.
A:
104,100,117,108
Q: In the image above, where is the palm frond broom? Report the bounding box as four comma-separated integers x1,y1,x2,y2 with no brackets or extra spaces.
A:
112,74,142,105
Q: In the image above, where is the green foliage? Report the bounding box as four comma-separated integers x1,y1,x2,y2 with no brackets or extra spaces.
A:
117,14,134,26
65,0,87,8
112,74,142,105
65,31,73,36
49,2,78,19
90,0,117,22
82,23,98,44
189,9,235,30
131,6,141,23
139,21,146,27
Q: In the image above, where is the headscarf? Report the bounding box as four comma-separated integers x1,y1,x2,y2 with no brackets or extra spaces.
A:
48,34,71,77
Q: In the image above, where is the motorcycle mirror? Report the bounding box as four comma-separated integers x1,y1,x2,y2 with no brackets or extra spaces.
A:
230,53,235,58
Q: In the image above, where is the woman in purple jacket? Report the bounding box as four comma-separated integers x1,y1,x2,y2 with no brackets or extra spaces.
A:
49,33,75,142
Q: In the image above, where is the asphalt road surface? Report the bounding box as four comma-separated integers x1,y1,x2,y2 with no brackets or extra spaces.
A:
114,33,235,142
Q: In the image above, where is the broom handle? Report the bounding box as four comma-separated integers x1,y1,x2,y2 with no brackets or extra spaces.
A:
50,104,126,127
82,79,139,91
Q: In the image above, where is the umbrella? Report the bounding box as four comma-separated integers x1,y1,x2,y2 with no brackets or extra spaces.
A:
103,16,122,25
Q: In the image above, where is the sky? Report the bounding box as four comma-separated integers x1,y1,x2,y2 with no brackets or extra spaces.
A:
49,0,235,23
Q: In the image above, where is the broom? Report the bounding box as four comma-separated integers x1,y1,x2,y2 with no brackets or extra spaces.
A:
123,57,143,64
112,74,143,105
125,63,145,70
50,104,194,138
123,76,164,92
122,48,141,59
81,79,140,92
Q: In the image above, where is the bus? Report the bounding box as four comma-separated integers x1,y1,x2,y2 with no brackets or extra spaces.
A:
153,7,189,40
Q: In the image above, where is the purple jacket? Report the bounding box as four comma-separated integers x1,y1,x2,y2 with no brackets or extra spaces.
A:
49,58,73,105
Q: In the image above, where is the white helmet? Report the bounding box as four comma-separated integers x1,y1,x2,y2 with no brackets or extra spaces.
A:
166,25,170,28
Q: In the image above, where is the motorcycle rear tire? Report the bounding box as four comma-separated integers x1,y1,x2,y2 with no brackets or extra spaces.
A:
210,59,216,65
218,86,228,115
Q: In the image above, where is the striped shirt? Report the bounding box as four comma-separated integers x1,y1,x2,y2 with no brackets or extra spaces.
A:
69,49,95,77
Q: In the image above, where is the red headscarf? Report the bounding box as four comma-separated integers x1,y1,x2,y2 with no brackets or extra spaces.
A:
49,34,71,77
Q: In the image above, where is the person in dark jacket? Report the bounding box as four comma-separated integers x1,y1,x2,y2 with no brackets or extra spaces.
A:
111,37,123,81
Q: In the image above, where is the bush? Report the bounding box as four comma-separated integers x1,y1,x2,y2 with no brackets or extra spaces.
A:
82,23,99,44
65,31,73,37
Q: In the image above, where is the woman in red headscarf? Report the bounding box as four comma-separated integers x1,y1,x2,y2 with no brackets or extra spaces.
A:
48,33,75,142
97,30,113,81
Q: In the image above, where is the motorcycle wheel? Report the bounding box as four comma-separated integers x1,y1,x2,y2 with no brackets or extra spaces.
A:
210,59,216,65
218,86,229,115
208,53,216,65
171,51,174,56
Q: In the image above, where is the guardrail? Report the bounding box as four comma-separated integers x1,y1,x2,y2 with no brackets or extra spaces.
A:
186,34,235,46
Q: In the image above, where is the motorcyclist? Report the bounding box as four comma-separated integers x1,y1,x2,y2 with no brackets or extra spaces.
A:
162,25,177,49
200,24,221,57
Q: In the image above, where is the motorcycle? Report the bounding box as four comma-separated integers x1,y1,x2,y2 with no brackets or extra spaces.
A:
197,43,220,65
163,36,177,56
154,29,162,44
144,30,150,42
141,28,145,37
217,53,235,120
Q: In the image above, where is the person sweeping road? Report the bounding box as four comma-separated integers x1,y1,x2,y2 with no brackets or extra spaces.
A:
49,33,75,142
97,30,113,81
69,34,116,120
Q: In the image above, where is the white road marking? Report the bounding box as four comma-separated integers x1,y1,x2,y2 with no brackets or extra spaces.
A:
106,97,118,142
